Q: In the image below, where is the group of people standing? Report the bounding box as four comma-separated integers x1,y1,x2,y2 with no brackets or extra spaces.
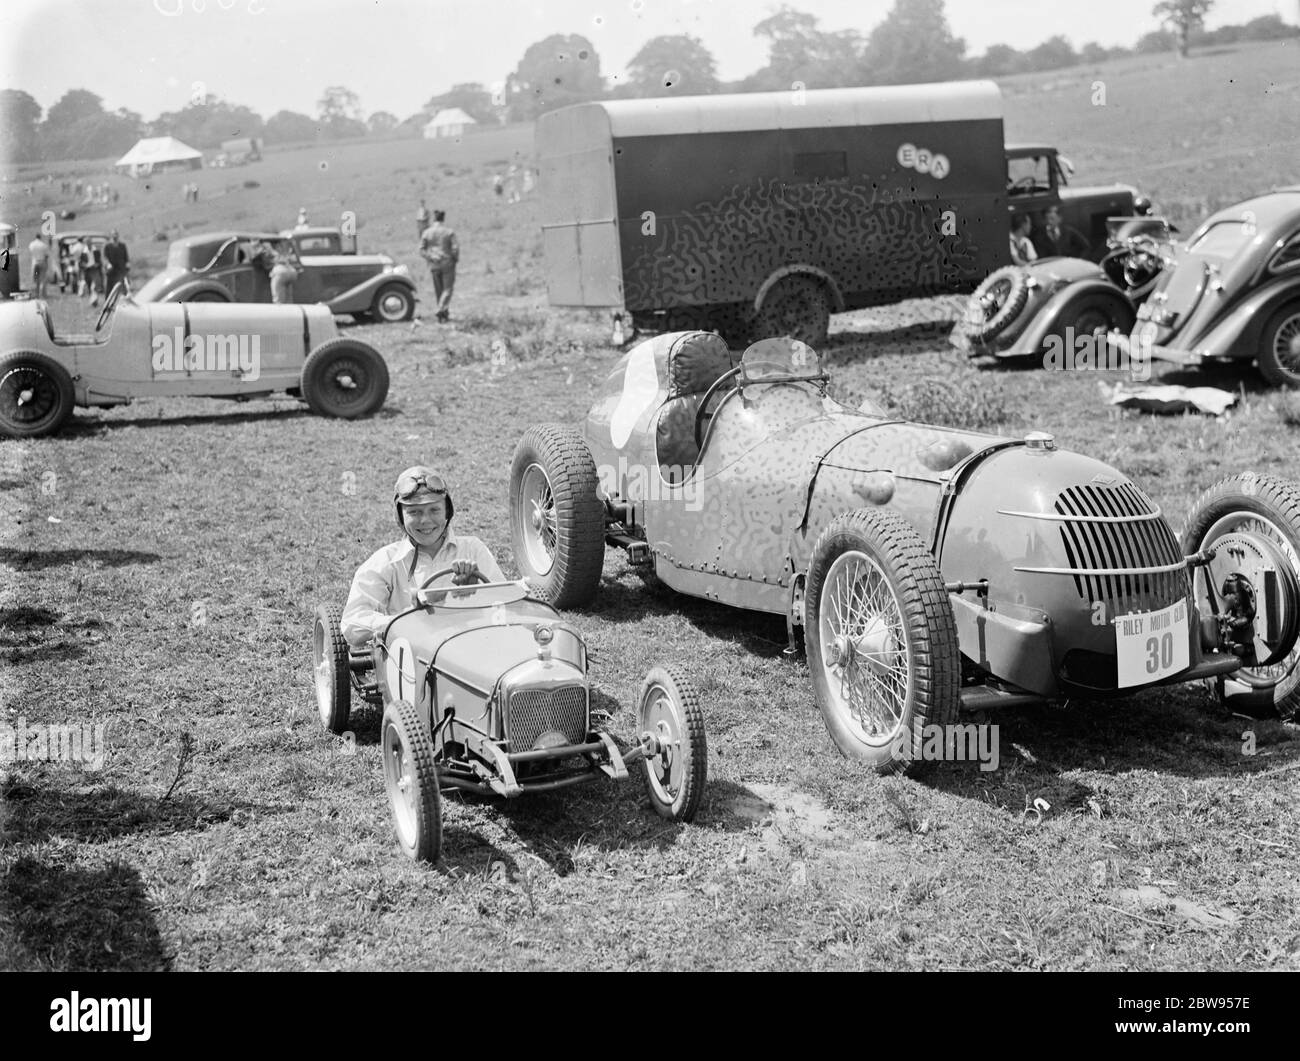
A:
26,231,129,304
416,200,458,323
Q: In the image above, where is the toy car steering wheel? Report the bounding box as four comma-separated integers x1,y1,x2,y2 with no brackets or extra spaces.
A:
417,565,492,593
95,282,124,332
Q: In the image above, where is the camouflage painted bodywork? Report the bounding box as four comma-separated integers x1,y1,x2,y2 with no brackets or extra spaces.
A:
586,332,1228,700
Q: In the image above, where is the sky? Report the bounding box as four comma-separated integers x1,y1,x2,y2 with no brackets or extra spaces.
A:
2,0,1296,121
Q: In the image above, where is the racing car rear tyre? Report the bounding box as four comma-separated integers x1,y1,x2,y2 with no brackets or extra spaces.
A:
301,338,389,419
312,603,352,734
509,425,605,608
1182,473,1300,720
372,283,415,323
804,508,961,772
1256,301,1300,388
0,351,75,439
638,665,707,822
382,699,442,863
752,276,831,347
964,266,1030,344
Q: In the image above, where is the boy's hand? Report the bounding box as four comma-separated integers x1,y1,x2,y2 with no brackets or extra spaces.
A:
450,560,482,585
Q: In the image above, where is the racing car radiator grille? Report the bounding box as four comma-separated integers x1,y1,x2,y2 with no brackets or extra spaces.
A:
506,687,587,752
1054,483,1191,615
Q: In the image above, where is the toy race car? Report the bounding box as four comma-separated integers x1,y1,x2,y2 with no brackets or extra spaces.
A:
0,283,389,437
311,568,706,863
509,331,1300,772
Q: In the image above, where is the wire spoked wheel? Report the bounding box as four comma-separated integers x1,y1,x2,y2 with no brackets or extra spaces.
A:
518,463,558,577
1258,303,1300,387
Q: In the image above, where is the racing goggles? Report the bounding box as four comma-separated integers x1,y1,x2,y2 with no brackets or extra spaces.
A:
396,471,449,506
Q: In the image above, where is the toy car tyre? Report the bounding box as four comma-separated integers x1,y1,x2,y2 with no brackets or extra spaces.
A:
381,699,443,863
1182,473,1300,719
964,266,1030,343
371,283,415,323
804,507,960,771
312,603,352,734
752,276,831,347
0,350,75,439
638,665,707,822
1256,301,1300,389
300,338,389,419
509,425,605,608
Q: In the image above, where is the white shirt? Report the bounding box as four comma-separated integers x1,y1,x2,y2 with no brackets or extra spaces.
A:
340,533,506,648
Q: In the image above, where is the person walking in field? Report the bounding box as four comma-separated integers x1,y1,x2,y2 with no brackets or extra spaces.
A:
102,230,130,296
27,234,50,299
419,209,459,323
415,199,430,240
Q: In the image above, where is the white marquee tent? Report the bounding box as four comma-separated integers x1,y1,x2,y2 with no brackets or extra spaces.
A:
115,137,204,177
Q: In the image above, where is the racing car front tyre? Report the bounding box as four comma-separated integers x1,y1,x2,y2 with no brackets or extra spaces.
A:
804,508,961,772
1182,473,1300,720
300,338,389,419
312,604,352,734
0,351,75,439
963,266,1030,344
1256,301,1300,388
510,425,605,608
638,665,707,822
382,699,442,863
371,283,415,323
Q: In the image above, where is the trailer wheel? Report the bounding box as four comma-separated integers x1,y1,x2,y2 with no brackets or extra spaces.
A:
0,351,75,439
752,276,830,346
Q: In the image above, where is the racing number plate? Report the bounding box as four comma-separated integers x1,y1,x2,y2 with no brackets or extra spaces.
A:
1114,600,1190,688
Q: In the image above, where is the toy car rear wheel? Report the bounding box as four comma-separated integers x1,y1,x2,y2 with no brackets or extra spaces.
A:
752,276,831,346
301,338,389,419
804,508,960,771
638,665,707,822
372,283,415,323
1256,301,1300,388
1182,473,1300,720
0,351,75,439
964,266,1030,344
382,699,442,863
312,603,351,734
509,425,605,608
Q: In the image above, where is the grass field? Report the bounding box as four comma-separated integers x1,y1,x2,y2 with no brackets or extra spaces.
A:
2,41,1299,972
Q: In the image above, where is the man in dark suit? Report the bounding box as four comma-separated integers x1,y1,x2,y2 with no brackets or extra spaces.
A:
1032,205,1090,259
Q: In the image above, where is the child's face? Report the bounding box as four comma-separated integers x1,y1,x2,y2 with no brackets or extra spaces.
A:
403,500,448,546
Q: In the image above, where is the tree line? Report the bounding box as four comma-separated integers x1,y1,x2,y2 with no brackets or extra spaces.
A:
1,0,1293,164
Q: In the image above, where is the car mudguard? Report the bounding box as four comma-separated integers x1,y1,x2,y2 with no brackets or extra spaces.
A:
1172,275,1300,362
162,280,234,303
325,273,418,315
999,278,1134,358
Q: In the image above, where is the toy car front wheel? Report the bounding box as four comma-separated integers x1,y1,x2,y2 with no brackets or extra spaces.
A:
312,603,351,734
509,425,605,607
1182,473,1300,720
963,266,1030,344
0,351,75,439
372,283,415,323
1256,301,1300,388
300,338,389,419
804,508,960,771
382,699,442,863
638,665,707,822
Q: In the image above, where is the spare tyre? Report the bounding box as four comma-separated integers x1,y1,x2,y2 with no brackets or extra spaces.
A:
963,266,1030,344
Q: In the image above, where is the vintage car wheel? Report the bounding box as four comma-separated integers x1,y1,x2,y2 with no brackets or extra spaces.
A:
381,699,442,863
187,290,229,302
312,603,352,734
372,283,415,323
509,425,605,607
1256,301,1300,388
300,338,389,419
804,508,960,771
638,665,707,822
0,351,75,439
963,266,1030,344
752,276,831,346
1055,293,1135,343
1182,474,1300,720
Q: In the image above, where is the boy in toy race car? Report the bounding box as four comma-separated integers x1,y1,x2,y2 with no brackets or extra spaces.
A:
340,466,505,648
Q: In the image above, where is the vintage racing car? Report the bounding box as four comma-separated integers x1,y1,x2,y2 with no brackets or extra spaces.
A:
135,229,418,322
312,569,706,863
510,331,1300,771
0,283,389,437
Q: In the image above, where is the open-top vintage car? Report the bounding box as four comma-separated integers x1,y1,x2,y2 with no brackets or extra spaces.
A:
509,331,1300,771
1136,188,1300,387
952,216,1174,359
311,569,706,863
135,230,418,322
0,283,389,437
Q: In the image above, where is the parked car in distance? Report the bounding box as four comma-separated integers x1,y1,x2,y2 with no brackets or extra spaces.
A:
510,332,1300,772
0,283,389,437
282,226,356,256
134,230,418,322
1138,188,1300,387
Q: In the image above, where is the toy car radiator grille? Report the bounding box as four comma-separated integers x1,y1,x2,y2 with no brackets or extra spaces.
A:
507,687,587,751
1054,483,1190,614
